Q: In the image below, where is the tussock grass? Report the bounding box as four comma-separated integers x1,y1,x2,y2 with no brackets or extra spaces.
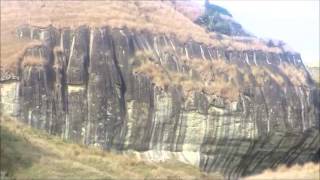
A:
1,0,280,71
21,56,44,67
279,62,308,86
134,61,171,89
189,59,240,100
133,54,310,101
1,1,306,101
244,162,320,180
250,66,285,87
0,116,221,180
133,55,241,100
1,40,43,71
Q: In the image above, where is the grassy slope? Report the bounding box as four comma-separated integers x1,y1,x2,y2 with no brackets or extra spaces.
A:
0,1,279,70
2,1,309,101
1,115,318,180
244,163,320,180
0,116,223,180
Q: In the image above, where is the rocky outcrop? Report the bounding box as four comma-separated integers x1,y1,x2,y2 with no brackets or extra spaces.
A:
1,24,319,179
307,66,319,84
195,1,251,36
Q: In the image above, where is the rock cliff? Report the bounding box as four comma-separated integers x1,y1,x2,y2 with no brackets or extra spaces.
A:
307,66,319,85
195,0,251,36
1,1,319,179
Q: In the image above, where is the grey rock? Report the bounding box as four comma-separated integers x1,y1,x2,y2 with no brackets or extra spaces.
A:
1,25,319,179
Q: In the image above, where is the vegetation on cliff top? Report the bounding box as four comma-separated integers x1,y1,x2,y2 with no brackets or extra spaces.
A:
1,1,280,71
0,1,313,100
132,50,310,101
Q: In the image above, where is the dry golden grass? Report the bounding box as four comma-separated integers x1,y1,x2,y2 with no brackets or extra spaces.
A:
21,56,44,67
205,82,240,100
132,55,204,94
1,0,305,101
1,39,43,71
1,0,281,71
251,66,268,85
1,115,223,180
279,62,308,86
133,54,309,101
244,162,320,180
189,59,240,100
134,61,171,89
251,66,285,86
133,55,241,100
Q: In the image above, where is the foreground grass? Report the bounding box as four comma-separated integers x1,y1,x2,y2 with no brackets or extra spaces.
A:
244,162,320,180
0,116,222,180
2,116,318,180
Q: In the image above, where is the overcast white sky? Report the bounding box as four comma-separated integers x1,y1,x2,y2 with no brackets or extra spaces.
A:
208,0,319,67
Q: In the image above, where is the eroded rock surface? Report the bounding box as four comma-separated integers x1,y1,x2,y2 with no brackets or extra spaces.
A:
1,25,319,179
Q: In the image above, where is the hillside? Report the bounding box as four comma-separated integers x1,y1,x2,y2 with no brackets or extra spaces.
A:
1,116,319,180
0,0,319,179
195,0,251,36
1,1,281,71
0,1,313,98
0,116,222,179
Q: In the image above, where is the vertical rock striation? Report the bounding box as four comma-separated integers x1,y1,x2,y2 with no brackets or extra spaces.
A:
1,25,319,178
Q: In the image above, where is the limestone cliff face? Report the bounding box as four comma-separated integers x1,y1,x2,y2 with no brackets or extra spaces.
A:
1,24,319,179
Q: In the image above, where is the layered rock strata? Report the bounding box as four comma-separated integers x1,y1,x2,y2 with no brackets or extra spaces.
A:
1,25,319,179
